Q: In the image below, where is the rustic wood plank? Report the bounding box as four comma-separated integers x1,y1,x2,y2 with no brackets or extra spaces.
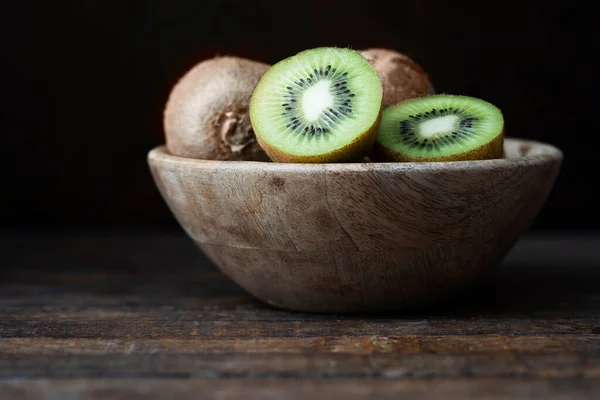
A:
1,317,598,339
0,233,599,399
0,351,598,379
1,335,598,355
1,378,599,400
1,237,599,323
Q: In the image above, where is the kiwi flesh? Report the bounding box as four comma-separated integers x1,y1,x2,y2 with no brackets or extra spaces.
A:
373,94,504,162
361,48,435,107
249,47,383,163
163,56,271,161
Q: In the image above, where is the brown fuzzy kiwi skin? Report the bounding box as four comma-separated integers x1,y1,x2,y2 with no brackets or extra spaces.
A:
256,110,383,163
372,129,505,163
360,48,435,107
163,56,271,161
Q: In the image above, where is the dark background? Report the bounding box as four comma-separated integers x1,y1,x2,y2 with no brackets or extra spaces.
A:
1,1,596,233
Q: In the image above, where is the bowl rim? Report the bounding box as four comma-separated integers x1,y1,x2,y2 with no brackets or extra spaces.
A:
148,137,563,172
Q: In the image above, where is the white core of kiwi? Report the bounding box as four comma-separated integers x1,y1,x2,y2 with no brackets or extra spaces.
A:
419,115,459,138
302,80,334,121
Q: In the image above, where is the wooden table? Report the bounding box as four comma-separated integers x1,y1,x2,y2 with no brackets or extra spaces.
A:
1,232,599,399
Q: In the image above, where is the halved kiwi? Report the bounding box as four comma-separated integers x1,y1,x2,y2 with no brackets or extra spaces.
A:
249,47,383,163
373,94,504,162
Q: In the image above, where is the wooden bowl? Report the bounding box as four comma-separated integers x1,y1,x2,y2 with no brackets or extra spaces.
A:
147,138,563,313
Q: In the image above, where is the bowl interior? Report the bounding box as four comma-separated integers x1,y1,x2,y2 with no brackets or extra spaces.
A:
148,137,562,170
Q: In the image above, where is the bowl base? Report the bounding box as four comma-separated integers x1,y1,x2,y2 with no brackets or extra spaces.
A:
199,241,507,314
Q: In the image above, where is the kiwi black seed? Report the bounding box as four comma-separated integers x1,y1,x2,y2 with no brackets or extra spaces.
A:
373,94,505,162
281,69,354,136
250,47,383,163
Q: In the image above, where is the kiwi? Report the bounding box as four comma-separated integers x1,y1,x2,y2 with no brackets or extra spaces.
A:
360,48,434,107
373,94,504,162
249,47,383,163
163,56,271,161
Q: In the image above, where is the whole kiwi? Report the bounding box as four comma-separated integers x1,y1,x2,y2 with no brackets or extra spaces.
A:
163,56,271,161
360,48,435,107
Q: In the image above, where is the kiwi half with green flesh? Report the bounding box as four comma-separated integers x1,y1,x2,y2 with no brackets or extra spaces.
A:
249,47,383,163
373,94,504,162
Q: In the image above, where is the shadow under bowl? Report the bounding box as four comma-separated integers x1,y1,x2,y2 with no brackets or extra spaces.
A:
147,137,563,314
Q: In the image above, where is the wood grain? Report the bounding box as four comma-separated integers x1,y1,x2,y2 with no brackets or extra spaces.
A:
147,137,563,312
2,378,599,400
0,234,599,399
1,335,597,355
0,351,598,379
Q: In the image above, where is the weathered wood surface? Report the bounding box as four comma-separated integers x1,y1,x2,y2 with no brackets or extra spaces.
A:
147,138,563,312
0,233,599,399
